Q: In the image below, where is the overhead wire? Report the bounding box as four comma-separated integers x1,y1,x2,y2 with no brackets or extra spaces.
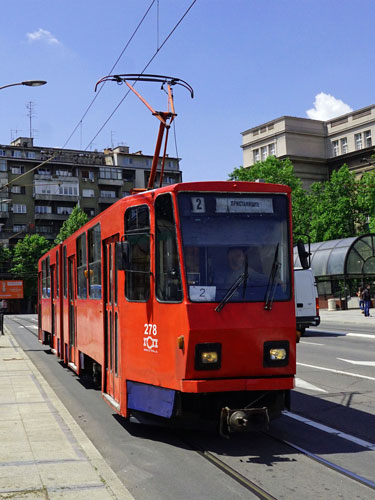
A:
0,0,156,195
85,0,197,151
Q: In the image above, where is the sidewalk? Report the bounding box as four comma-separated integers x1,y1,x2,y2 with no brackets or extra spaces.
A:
0,326,134,499
319,307,375,326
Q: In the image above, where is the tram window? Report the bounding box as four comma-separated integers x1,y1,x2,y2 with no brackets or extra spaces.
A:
76,234,87,298
42,259,46,297
124,205,150,301
56,250,59,298
63,246,67,298
88,224,101,299
155,194,182,302
46,257,50,298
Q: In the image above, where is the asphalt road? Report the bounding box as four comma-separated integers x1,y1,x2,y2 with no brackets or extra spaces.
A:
4,314,375,500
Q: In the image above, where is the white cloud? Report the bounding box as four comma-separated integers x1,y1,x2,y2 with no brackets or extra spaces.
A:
306,92,353,121
26,28,60,45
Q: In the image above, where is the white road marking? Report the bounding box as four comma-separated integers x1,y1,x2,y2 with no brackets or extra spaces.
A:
295,378,327,392
283,411,375,450
297,362,375,381
347,333,375,339
300,341,325,346
308,329,375,339
337,358,375,367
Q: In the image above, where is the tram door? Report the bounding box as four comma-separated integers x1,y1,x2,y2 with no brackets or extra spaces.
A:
68,257,77,367
103,237,120,404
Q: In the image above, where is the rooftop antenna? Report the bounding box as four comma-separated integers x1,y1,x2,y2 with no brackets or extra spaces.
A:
95,74,193,190
26,101,35,138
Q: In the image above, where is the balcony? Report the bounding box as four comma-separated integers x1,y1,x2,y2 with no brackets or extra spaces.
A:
97,177,123,186
34,193,79,202
34,213,69,221
98,197,119,205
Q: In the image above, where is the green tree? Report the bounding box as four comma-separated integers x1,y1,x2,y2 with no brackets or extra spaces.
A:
10,234,52,308
54,204,88,244
308,165,365,242
0,245,12,275
357,169,375,232
229,157,310,242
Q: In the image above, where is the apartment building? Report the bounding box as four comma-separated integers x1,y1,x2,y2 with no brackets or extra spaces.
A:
241,104,375,188
0,137,181,246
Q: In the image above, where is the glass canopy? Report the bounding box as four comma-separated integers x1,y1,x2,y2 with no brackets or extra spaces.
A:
293,234,375,278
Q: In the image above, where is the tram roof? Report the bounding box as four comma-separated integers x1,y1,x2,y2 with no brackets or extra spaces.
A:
293,233,375,278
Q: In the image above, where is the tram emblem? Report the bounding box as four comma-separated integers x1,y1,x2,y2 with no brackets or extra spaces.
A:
143,323,159,353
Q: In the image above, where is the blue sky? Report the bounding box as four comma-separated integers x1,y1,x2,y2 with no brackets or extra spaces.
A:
1,0,374,182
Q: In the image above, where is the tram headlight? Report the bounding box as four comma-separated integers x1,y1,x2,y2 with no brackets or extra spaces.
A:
263,341,289,367
195,343,221,370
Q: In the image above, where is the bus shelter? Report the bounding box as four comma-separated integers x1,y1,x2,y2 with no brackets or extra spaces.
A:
294,233,375,309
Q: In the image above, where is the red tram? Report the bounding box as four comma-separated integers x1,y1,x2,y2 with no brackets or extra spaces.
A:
38,180,296,435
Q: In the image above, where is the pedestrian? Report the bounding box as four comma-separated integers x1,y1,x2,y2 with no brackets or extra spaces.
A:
361,285,371,317
357,287,364,313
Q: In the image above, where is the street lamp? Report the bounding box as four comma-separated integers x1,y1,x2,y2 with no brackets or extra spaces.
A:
0,80,47,91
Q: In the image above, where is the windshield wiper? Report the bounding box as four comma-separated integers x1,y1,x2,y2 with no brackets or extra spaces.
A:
215,256,249,313
264,244,280,311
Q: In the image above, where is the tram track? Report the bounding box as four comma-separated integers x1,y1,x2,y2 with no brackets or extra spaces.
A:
264,430,375,491
7,315,375,498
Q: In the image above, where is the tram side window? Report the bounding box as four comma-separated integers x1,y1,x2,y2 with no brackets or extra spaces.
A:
88,224,101,299
76,234,87,298
124,205,150,301
155,194,182,302
42,257,50,298
56,250,59,298
63,246,67,298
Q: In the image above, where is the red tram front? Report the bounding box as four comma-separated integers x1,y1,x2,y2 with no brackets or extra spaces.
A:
38,181,296,435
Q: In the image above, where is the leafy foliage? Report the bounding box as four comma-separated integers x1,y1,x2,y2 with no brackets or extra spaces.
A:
229,160,375,244
54,204,88,244
10,234,52,297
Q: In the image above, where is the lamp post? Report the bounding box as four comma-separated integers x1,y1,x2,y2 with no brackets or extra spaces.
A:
0,80,47,91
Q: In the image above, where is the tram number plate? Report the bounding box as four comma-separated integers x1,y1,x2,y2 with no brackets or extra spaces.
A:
189,286,216,301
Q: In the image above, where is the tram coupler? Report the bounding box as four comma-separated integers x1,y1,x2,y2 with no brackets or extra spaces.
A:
219,406,269,438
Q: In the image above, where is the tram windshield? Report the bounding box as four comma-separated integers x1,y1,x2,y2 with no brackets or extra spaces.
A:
177,192,291,304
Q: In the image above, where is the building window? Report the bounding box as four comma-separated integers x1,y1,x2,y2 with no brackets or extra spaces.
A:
0,203,9,212
364,130,372,147
0,159,6,171
340,137,348,154
82,189,95,198
100,190,116,198
36,225,53,233
268,143,276,156
123,170,135,182
0,150,6,157
37,168,51,176
253,149,260,163
261,146,268,161
13,224,27,232
11,166,24,175
56,169,72,177
332,140,339,157
82,169,94,181
57,183,78,196
84,208,95,217
12,204,26,214
11,185,26,194
99,167,122,180
26,152,36,159
11,150,22,158
35,205,52,214
57,206,73,215
355,133,363,150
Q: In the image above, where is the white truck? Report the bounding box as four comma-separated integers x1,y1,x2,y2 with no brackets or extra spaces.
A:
294,268,320,335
